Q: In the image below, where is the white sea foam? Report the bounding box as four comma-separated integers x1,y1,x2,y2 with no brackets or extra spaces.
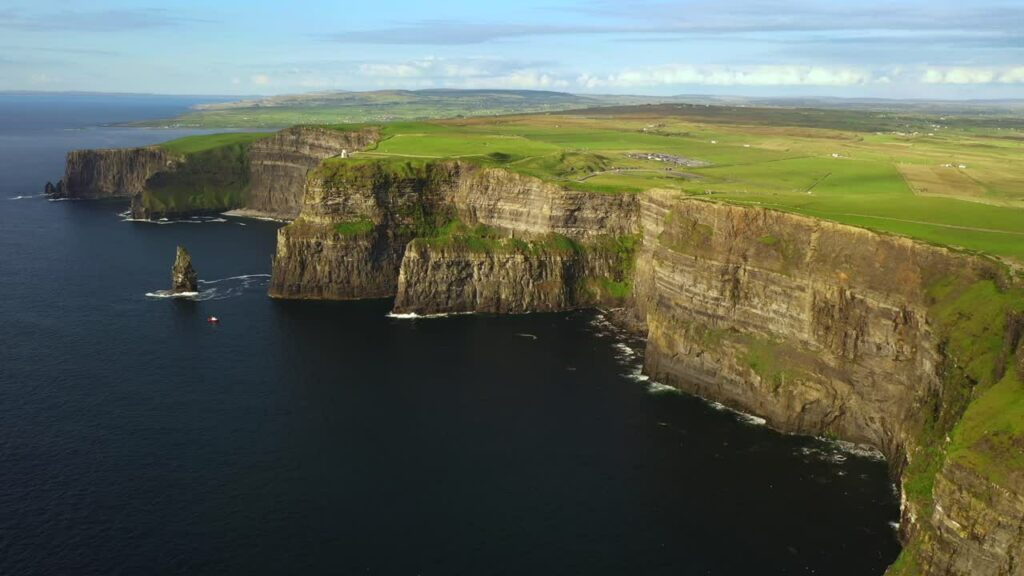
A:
146,274,270,302
822,438,886,461
739,413,768,426
612,342,636,359
799,438,886,464
9,194,44,200
516,333,538,340
145,290,199,299
386,311,474,320
121,215,232,225
647,381,680,394
705,400,766,426
221,210,290,223
198,274,271,285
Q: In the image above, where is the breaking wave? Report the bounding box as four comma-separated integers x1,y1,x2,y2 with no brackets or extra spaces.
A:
589,310,677,394
708,400,767,426
9,194,44,200
798,438,886,464
146,274,270,302
120,212,231,225
145,290,198,299
387,311,474,320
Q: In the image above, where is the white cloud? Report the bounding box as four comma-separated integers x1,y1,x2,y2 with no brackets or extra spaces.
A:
922,66,1024,84
1000,67,1024,84
250,74,271,86
358,57,518,80
457,71,569,89
351,57,570,89
578,65,875,88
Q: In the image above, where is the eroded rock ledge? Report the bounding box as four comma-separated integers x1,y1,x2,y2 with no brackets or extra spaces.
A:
270,158,1024,576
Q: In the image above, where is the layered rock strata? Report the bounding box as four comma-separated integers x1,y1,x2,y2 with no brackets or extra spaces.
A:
44,148,175,200
245,126,380,219
632,190,1023,576
269,160,638,311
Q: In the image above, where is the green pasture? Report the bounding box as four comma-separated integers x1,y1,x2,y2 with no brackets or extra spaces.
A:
153,106,1024,262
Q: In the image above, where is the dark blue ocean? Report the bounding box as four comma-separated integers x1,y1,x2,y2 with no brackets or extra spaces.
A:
0,94,901,575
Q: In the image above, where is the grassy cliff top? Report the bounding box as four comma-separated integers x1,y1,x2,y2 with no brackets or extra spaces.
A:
344,111,1024,261
158,132,273,155
158,103,1024,262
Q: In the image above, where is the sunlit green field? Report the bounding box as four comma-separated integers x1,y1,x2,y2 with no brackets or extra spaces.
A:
153,104,1024,262
159,132,272,154
348,111,1024,262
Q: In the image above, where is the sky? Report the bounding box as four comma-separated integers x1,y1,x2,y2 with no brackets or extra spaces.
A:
1,0,1022,99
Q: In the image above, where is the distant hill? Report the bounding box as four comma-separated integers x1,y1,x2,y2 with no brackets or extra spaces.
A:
129,89,682,128
125,88,1024,129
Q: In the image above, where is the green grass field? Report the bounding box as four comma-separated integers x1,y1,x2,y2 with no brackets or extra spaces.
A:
151,103,1024,263
159,132,273,155
339,110,1024,263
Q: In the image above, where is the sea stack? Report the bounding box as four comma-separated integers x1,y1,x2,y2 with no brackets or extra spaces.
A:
170,246,198,293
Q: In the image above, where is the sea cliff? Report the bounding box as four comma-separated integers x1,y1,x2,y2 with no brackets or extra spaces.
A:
268,159,638,312
245,125,380,219
45,126,379,220
633,191,1023,575
45,148,175,200
270,158,1024,575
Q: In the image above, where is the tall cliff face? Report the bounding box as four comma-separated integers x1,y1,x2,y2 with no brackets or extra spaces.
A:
269,160,639,313
46,148,175,200
245,126,380,219
633,190,1024,576
47,126,379,220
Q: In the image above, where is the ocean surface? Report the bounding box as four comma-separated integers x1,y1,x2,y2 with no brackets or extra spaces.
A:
0,94,901,575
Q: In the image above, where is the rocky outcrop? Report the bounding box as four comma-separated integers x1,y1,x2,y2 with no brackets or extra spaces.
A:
245,126,380,219
269,160,638,311
45,148,175,200
171,246,198,293
268,219,407,300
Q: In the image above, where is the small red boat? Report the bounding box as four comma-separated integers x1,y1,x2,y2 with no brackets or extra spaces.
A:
207,316,220,324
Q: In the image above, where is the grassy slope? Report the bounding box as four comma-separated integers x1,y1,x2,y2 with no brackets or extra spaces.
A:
158,132,272,154
143,133,271,215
